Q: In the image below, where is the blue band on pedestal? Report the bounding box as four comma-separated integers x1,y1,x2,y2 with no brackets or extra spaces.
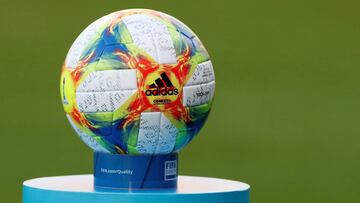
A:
94,152,178,189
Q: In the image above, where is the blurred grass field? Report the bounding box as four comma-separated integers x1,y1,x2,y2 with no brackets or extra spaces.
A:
1,0,360,202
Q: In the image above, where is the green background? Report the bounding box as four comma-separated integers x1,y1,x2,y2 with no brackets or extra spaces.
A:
1,0,359,202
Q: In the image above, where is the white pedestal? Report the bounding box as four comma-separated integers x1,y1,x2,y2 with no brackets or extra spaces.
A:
23,175,250,203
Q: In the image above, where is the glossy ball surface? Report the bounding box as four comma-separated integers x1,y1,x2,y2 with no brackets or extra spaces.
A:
60,9,215,154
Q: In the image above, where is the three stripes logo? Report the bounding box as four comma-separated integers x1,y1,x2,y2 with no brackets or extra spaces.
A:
145,72,179,97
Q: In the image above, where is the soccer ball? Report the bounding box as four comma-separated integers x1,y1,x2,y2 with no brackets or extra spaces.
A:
60,9,215,154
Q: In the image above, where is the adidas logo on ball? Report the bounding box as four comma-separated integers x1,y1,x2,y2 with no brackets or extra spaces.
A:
145,73,179,96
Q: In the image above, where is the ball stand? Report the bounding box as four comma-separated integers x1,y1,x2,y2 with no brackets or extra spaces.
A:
23,153,250,203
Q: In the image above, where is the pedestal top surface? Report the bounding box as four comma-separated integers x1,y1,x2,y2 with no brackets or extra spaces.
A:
24,175,249,194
